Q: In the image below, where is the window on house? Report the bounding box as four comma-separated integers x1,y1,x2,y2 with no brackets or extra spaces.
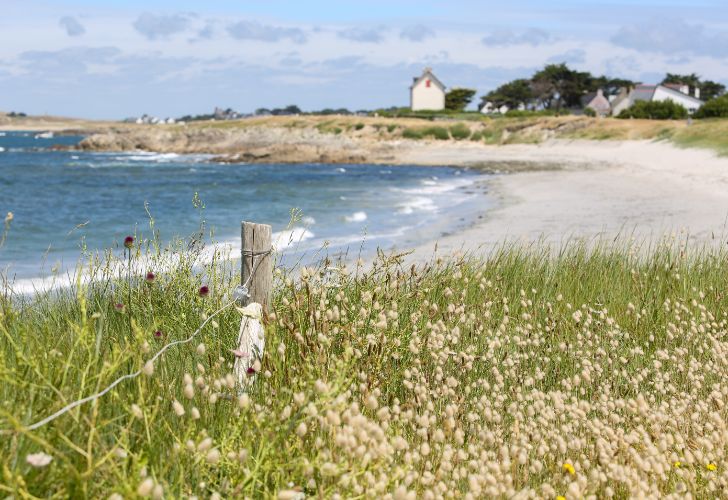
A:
426,80,431,88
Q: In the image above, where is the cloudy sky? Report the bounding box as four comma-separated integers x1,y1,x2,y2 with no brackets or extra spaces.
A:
1,0,727,119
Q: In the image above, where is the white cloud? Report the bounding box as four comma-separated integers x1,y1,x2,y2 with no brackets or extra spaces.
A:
337,26,387,44
400,25,435,42
482,28,553,47
133,13,191,40
59,16,85,37
227,21,308,44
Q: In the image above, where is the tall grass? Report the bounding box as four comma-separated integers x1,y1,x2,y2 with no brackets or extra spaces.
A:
1,236,727,497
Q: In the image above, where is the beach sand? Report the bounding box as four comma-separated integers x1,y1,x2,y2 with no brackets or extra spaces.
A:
402,139,728,261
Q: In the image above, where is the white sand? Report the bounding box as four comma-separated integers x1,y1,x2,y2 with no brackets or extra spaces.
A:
403,139,728,260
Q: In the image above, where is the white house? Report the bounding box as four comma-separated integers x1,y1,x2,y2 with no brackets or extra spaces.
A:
410,68,446,111
612,84,704,116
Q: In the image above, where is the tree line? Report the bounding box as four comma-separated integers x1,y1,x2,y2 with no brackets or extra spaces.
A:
441,64,726,113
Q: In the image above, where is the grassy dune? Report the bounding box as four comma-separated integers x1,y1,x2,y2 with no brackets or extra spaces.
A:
1,236,727,497
188,115,728,154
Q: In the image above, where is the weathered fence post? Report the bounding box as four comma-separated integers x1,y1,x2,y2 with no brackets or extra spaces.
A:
234,221,272,390
241,221,273,309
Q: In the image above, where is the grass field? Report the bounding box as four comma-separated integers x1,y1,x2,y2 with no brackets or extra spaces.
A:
1,233,727,498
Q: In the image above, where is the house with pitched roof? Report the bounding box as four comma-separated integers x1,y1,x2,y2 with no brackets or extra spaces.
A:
410,67,446,111
611,84,704,116
581,89,612,117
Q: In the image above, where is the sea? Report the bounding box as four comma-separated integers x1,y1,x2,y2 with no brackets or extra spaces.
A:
0,131,491,288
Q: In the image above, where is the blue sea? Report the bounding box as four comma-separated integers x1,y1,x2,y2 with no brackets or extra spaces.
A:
0,131,491,286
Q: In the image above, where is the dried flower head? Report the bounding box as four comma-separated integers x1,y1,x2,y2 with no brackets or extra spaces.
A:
26,452,53,468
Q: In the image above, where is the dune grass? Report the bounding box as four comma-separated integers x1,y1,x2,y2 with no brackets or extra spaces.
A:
1,236,728,498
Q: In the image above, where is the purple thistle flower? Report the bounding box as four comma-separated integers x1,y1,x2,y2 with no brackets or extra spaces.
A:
154,330,163,338
114,303,125,312
145,272,155,284
199,285,210,297
123,236,134,249
246,366,257,375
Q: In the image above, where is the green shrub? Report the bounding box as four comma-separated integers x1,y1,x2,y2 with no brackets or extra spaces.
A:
695,94,728,118
469,131,484,141
354,123,365,130
583,107,597,117
386,124,397,133
402,128,424,139
422,126,450,140
449,123,471,140
618,100,688,120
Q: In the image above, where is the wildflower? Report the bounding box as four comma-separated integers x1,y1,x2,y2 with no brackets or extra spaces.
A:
131,404,143,419
4,212,13,223
114,303,125,313
246,359,261,376
191,407,201,420
26,452,53,468
142,360,154,376
238,394,250,409
124,236,134,249
296,422,308,438
183,384,195,399
562,463,575,475
196,343,206,355
172,400,185,416
278,490,304,500
153,330,163,339
152,484,164,500
145,272,155,284
206,448,221,465
197,437,213,452
230,349,248,358
199,285,210,297
673,461,681,468
706,463,717,471
137,478,154,497
556,497,566,500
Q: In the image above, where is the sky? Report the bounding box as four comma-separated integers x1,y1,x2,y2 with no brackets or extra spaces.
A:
1,0,728,119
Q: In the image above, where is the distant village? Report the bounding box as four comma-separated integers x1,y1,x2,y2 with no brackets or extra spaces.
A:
124,64,726,124
410,66,720,117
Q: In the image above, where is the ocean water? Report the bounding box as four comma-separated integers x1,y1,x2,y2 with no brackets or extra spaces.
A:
0,131,491,283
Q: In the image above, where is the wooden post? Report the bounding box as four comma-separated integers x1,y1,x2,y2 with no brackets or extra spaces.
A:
241,221,272,309
236,221,272,390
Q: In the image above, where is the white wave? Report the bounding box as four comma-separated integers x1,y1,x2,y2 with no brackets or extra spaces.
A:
302,216,316,226
339,196,347,201
0,132,6,136
272,227,315,251
391,177,477,214
397,197,437,214
344,211,367,223
71,155,79,160
336,167,347,173
123,153,181,162
0,147,5,153
379,169,392,174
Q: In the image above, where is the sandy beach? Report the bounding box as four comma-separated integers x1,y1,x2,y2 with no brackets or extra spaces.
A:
403,139,728,260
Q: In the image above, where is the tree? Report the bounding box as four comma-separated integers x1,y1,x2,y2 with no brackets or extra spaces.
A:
661,73,726,101
695,94,728,118
699,80,726,101
444,88,476,111
481,79,533,110
530,63,594,110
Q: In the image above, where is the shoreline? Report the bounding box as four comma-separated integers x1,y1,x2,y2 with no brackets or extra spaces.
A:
404,139,728,262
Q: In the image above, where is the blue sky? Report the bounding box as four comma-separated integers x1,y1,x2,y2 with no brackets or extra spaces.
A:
1,0,728,119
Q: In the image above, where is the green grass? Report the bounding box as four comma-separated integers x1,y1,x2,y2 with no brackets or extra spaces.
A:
2,236,727,497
